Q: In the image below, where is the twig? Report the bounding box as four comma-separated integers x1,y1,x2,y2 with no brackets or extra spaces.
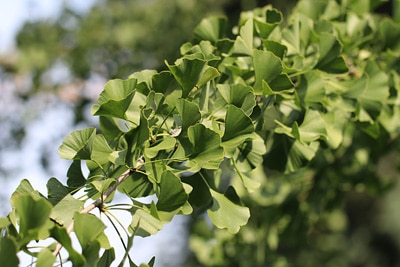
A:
52,159,143,257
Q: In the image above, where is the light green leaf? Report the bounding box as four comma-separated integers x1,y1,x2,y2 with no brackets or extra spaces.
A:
194,16,227,43
91,134,126,166
13,194,53,244
216,84,256,115
207,188,250,234
157,171,188,212
144,136,176,159
166,58,207,98
74,212,106,249
129,208,164,237
37,248,56,267
253,49,283,94
231,19,253,56
297,71,326,106
50,194,84,226
91,179,116,195
187,124,224,171
58,127,96,160
92,78,137,119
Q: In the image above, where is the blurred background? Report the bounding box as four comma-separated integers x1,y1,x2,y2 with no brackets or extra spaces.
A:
1,0,400,266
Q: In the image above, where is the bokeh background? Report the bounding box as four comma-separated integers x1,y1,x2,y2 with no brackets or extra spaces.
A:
1,0,399,266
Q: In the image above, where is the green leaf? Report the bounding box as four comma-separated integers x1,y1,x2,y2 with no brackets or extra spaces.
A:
0,235,19,267
253,49,284,94
50,225,85,265
222,105,255,154
11,179,41,199
50,194,84,226
91,134,126,166
92,78,137,119
231,19,254,56
47,177,69,206
145,136,176,159
58,127,96,160
315,33,348,73
166,58,206,98
216,84,256,115
118,172,154,198
37,248,56,267
74,212,106,249
157,171,188,212
207,188,250,234
254,9,282,38
129,208,164,237
98,248,116,267
13,194,53,244
194,16,227,43
297,71,326,106
66,160,86,189
187,124,224,171
176,98,201,132
90,178,116,195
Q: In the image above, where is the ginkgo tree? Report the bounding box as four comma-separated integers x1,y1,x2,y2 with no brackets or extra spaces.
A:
1,0,400,266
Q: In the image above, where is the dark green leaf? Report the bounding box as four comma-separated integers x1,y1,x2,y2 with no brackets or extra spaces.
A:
157,171,188,212
0,235,19,267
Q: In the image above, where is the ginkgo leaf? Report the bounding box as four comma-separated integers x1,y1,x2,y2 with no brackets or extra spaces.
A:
193,16,227,43
207,188,250,234
156,171,188,212
74,212,106,249
129,208,164,237
92,78,137,119
187,124,224,171
58,128,96,160
222,105,255,154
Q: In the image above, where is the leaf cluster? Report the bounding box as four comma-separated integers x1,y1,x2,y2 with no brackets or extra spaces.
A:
1,0,400,266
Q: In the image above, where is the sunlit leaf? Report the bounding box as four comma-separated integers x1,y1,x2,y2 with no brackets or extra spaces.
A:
188,124,224,171
253,49,283,94
50,194,84,226
129,208,164,237
194,16,227,43
74,212,106,249
13,194,53,244
58,127,96,160
37,248,56,267
207,188,250,234
92,78,137,119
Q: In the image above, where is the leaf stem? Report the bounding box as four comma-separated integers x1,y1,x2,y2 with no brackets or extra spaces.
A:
52,160,143,257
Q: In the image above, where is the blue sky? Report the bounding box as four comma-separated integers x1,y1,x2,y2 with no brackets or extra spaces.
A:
0,0,96,53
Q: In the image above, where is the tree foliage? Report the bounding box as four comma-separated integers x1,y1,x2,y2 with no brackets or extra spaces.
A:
1,0,400,266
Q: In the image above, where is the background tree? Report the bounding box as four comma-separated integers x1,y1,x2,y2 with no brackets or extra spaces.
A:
1,0,400,267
